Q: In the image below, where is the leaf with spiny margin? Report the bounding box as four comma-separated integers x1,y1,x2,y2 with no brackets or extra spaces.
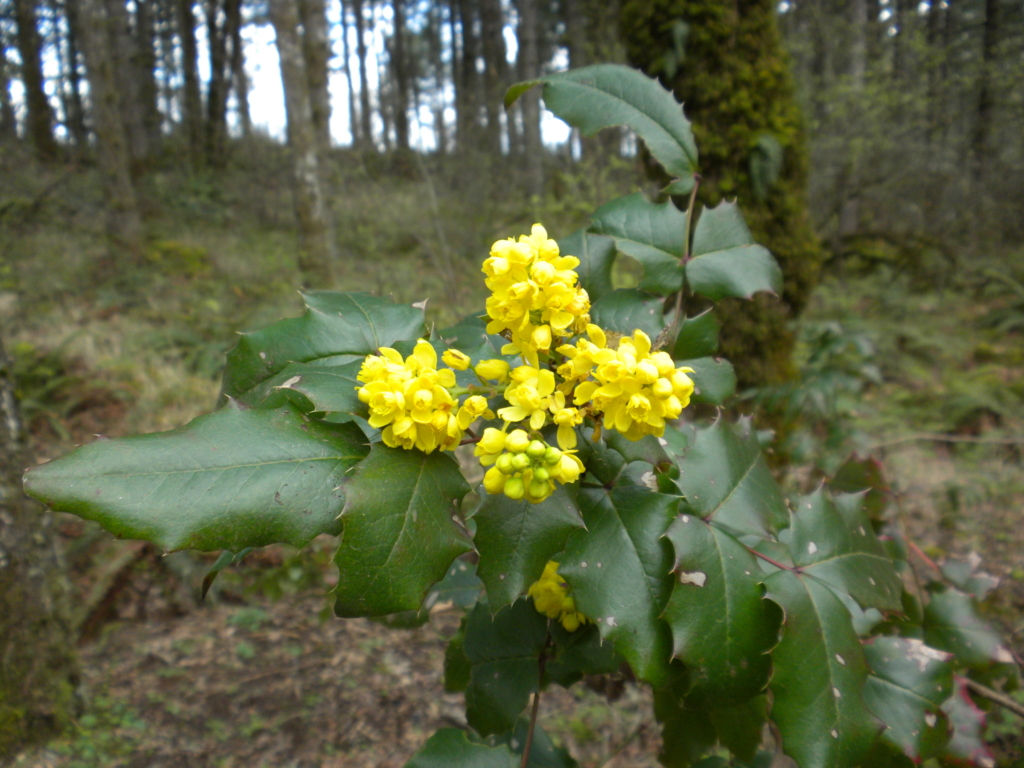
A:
830,454,890,520
654,677,717,768
493,720,579,768
765,570,880,768
672,418,788,538
463,599,548,736
404,728,517,768
474,484,585,610
589,193,686,295
588,288,665,339
677,356,737,406
574,430,627,487
558,486,678,686
333,445,473,618
673,309,720,360
709,696,769,763
942,679,995,767
201,547,254,601
24,401,368,552
923,587,1017,670
863,637,954,761
221,291,424,399
558,229,616,302
505,64,698,194
239,360,366,417
688,203,782,302
663,515,782,705
424,555,483,612
604,431,671,468
444,617,471,693
788,489,903,612
438,314,510,365
546,622,622,687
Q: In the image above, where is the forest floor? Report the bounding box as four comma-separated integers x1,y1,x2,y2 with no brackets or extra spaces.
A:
2,147,1024,766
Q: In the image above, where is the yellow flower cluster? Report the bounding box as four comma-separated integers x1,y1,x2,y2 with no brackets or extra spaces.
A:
528,561,586,632
560,326,696,441
475,428,584,504
356,340,494,453
496,366,584,450
483,224,591,367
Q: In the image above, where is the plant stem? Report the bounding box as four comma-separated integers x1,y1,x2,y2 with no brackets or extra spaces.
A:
670,175,702,340
520,632,552,768
962,676,1024,719
745,544,797,573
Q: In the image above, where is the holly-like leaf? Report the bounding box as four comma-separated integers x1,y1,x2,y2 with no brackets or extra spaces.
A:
444,617,471,693
672,418,788,538
923,587,1017,669
829,454,890,520
863,637,954,761
474,484,585,610
688,203,782,301
678,356,737,406
765,570,880,768
24,401,368,552
788,489,903,612
589,193,686,295
333,445,473,618
558,228,616,303
654,678,717,768
506,64,698,194
709,696,769,764
940,555,1001,601
463,600,548,736
405,728,517,768
222,291,424,399
240,360,366,416
558,486,679,686
424,555,483,613
588,288,666,339
673,309,720,360
546,622,622,687
663,515,782,705
942,678,996,767
493,721,579,768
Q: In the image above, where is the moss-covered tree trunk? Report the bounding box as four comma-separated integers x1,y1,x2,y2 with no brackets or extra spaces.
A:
621,0,823,388
0,338,78,754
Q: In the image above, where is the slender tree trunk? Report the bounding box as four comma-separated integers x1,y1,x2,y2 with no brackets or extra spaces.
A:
352,0,373,148
839,0,867,239
176,0,203,159
74,0,144,257
269,0,337,280
0,46,17,140
103,0,151,172
480,0,505,154
0,339,79,756
428,3,447,154
298,0,332,152
456,0,482,149
564,0,588,69
136,0,164,151
391,0,410,152
63,0,90,149
206,0,231,163
448,0,462,150
971,0,998,184
13,0,60,159
340,0,359,144
228,0,251,137
518,0,544,196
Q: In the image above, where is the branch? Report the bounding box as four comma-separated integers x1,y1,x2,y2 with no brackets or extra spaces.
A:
962,677,1024,720
871,433,1024,449
520,632,553,768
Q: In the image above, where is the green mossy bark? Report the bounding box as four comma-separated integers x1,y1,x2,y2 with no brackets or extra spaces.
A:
620,0,823,388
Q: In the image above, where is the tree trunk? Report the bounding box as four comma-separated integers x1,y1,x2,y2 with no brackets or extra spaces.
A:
0,45,17,140
176,0,203,159
340,0,359,144
621,0,823,391
269,0,337,280
480,0,505,154
206,0,232,163
971,0,998,184
448,0,462,151
456,0,482,149
75,0,144,257
228,0,252,137
103,0,151,172
391,0,410,152
12,0,60,159
62,0,91,150
298,0,333,153
352,0,373,148
518,0,544,196
136,0,164,151
0,337,79,755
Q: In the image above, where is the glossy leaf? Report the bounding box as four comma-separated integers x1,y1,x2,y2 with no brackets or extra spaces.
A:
673,309,720,360
663,515,782,704
766,570,880,768
678,356,737,406
239,360,365,416
493,721,579,768
604,431,671,468
424,555,483,613
222,291,424,398
444,618,471,693
672,418,788,538
789,489,903,612
474,484,585,610
589,193,685,295
506,64,698,194
558,486,678,686
588,288,666,339
333,445,473,617
942,678,995,767
558,229,616,302
829,454,889,520
24,401,368,552
463,600,548,736
405,728,517,768
654,679,717,768
863,637,953,760
923,587,1016,669
546,622,622,687
687,203,782,301
709,696,769,763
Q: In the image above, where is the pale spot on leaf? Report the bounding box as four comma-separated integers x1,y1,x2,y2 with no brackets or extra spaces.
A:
679,571,707,587
808,542,818,555
835,654,846,666
925,713,937,728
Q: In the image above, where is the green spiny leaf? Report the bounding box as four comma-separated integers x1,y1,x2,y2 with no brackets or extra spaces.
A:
404,728,517,768
663,515,782,705
923,587,1017,670
558,229,616,303
709,696,769,763
333,445,473,618
677,356,737,406
558,486,678,686
588,288,665,339
653,678,717,768
24,401,368,552
941,679,995,766
673,309,720,360
688,203,782,301
239,360,365,416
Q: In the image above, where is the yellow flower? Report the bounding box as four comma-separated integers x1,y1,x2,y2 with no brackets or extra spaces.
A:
457,395,495,430
527,561,587,632
498,367,556,430
475,358,511,384
548,391,583,450
442,349,471,370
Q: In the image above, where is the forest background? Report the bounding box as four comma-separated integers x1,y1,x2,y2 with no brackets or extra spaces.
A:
1,0,1023,765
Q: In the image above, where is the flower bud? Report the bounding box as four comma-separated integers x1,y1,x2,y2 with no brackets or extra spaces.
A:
496,452,515,474
506,429,531,453
477,427,507,455
556,454,583,484
544,446,562,465
526,440,547,459
483,467,507,494
504,477,525,500
653,378,674,398
531,260,555,284
532,466,550,482
475,358,511,383
528,479,551,499
442,348,471,370
511,453,532,471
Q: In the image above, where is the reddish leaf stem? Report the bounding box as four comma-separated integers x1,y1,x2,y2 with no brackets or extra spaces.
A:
745,545,796,573
520,632,553,768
